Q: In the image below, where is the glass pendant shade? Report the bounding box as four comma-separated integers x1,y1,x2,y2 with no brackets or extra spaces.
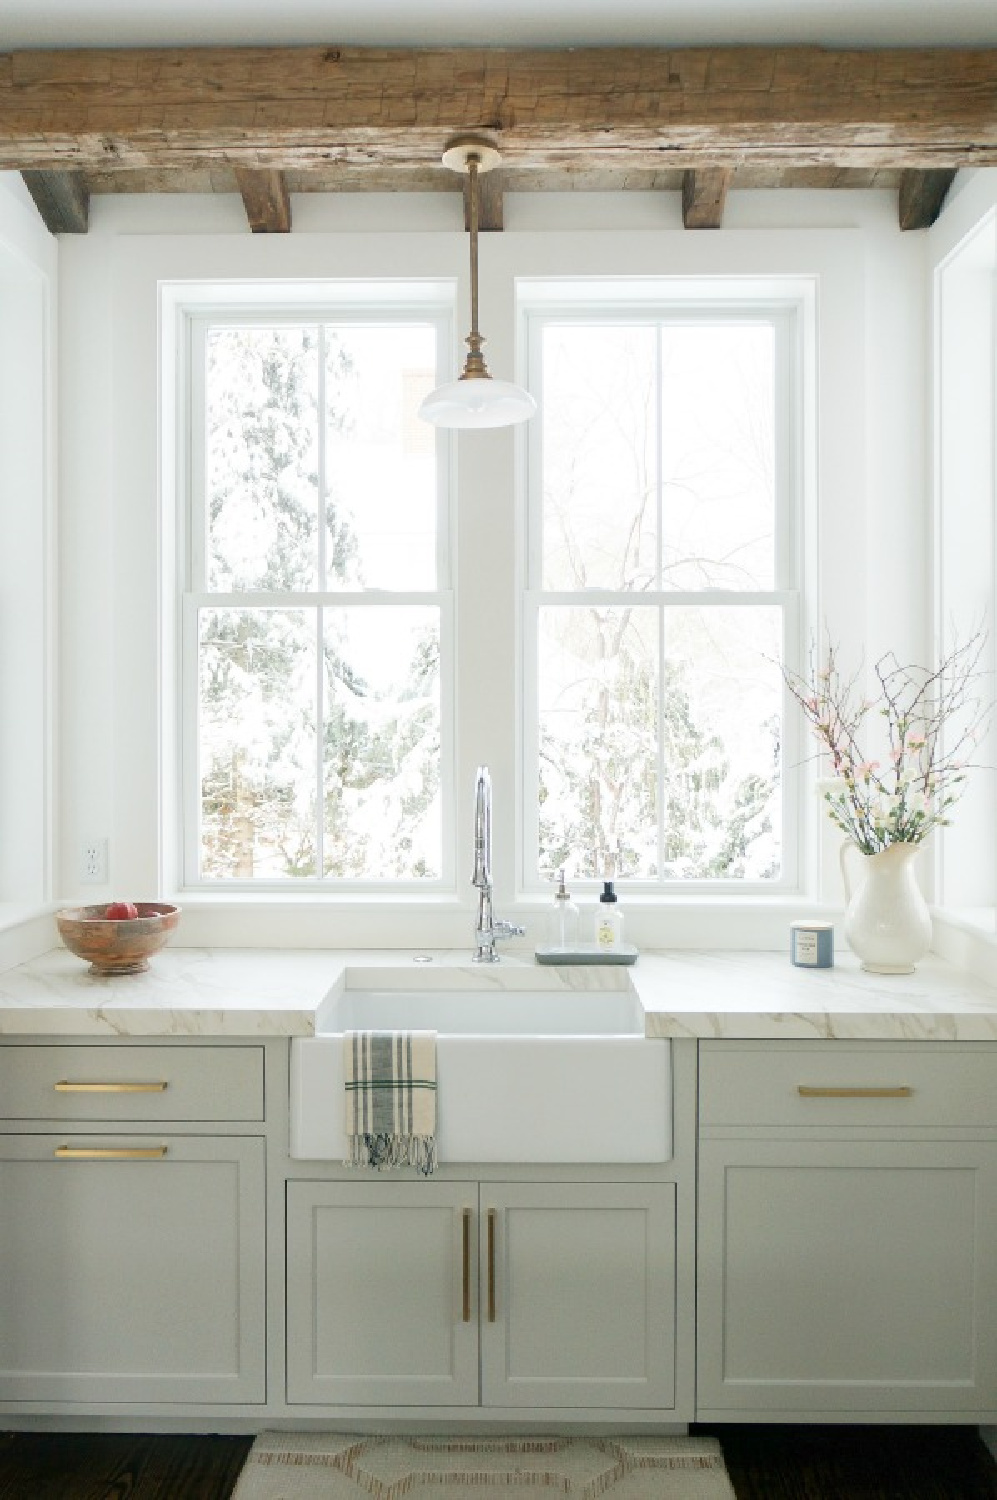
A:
419,374,537,428
419,137,537,431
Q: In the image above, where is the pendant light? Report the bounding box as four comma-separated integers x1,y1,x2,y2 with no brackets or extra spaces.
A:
419,137,537,430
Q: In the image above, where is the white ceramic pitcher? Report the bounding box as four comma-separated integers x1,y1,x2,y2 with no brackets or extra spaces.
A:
839,840,932,974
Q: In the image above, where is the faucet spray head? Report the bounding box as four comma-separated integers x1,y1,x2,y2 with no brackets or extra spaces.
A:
472,764,492,888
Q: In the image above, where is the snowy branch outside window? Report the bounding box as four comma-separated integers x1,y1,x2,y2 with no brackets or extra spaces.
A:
185,316,445,885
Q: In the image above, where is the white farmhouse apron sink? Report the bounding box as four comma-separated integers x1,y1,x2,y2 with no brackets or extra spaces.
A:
290,980,671,1164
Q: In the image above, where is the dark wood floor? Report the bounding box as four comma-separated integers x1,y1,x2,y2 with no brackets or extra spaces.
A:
0,1432,252,1500
0,1426,994,1498
701,1425,997,1500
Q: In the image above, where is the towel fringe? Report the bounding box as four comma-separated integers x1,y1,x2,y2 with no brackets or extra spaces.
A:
346,1132,438,1177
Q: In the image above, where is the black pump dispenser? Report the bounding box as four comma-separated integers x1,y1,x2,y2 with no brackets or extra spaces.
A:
600,880,618,904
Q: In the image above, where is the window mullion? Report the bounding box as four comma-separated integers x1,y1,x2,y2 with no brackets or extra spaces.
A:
656,321,664,590
187,317,208,592
182,597,202,886
657,604,666,885
317,324,328,592
316,325,327,879
655,323,665,883
316,604,325,881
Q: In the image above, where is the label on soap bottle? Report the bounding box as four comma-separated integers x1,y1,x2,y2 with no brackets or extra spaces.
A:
596,919,616,947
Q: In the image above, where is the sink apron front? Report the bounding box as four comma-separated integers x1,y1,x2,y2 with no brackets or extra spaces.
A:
290,1033,672,1163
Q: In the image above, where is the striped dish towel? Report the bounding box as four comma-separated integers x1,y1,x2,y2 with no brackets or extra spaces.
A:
344,1031,438,1176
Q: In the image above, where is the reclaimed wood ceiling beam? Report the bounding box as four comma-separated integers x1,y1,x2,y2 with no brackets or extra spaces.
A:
1,45,997,178
463,172,503,233
898,168,958,230
19,169,89,233
681,168,732,229
233,166,292,232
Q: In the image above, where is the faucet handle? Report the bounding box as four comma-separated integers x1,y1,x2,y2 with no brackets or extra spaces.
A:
492,920,525,941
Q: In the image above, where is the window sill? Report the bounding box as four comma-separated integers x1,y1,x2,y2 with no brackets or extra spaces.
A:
929,907,997,989
0,902,61,974
166,889,835,953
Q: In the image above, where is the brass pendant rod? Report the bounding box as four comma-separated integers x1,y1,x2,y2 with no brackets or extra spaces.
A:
467,154,480,350
462,152,489,379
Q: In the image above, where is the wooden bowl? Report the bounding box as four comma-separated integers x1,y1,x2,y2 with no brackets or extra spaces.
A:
56,903,181,976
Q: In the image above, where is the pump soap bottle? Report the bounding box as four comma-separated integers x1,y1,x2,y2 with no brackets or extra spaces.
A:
594,880,624,950
549,868,580,952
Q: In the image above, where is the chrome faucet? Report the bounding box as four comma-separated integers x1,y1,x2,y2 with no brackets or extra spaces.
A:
472,765,525,962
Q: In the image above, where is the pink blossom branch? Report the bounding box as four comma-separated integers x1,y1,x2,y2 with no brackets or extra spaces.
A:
781,628,991,854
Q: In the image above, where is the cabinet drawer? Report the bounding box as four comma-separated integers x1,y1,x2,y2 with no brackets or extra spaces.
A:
0,1045,264,1122
699,1041,997,1130
0,1133,266,1403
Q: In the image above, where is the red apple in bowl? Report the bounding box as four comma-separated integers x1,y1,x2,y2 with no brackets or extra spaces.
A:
105,900,139,920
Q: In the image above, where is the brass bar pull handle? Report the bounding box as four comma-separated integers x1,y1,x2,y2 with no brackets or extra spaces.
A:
55,1145,168,1160
55,1081,168,1094
487,1209,497,1324
798,1085,913,1099
461,1209,472,1323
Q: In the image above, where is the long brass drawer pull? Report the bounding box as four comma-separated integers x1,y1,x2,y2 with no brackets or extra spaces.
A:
55,1081,169,1094
798,1085,913,1099
461,1209,472,1324
55,1145,168,1160
487,1209,497,1324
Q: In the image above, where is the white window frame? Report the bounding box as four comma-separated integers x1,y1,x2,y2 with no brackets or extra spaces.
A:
519,279,814,896
932,208,997,917
176,292,456,893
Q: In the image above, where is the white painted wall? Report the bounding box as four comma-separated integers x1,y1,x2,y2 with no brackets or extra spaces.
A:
48,187,928,948
0,176,57,944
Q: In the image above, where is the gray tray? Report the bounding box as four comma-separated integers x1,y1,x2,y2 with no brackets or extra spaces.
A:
534,944,639,966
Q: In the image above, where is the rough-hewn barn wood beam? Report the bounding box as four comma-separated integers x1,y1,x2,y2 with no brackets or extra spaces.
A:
682,168,731,228
2,46,997,177
19,169,89,233
233,166,291,231
898,168,958,230
463,172,503,232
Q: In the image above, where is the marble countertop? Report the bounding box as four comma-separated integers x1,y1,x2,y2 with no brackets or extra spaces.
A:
631,951,997,1041
1,943,997,1040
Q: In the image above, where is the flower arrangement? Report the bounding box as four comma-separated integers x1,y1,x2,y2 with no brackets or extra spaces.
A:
782,633,989,856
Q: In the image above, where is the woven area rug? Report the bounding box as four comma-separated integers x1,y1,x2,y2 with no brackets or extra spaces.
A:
230,1432,737,1500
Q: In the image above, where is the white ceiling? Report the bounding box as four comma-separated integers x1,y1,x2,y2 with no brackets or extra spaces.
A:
3,0,997,50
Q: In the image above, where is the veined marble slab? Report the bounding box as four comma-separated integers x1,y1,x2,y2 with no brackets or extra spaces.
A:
0,948,347,1036
0,946,632,1037
632,951,997,1041
1,943,997,1039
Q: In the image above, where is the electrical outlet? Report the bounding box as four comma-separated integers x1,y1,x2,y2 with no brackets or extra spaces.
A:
81,838,109,885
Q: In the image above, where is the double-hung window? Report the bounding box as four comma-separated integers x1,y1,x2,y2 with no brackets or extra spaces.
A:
523,283,809,890
181,304,452,888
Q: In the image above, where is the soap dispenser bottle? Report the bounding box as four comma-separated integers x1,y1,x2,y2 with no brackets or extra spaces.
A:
594,880,624,949
549,868,580,951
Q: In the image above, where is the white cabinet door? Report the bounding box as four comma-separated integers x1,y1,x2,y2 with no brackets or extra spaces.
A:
286,1180,479,1406
0,1135,266,1405
698,1138,997,1415
480,1182,676,1410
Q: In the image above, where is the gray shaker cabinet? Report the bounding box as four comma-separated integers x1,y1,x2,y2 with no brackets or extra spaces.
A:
0,1042,267,1408
697,1040,997,1418
285,1178,677,1411
480,1182,676,1410
286,1179,480,1407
